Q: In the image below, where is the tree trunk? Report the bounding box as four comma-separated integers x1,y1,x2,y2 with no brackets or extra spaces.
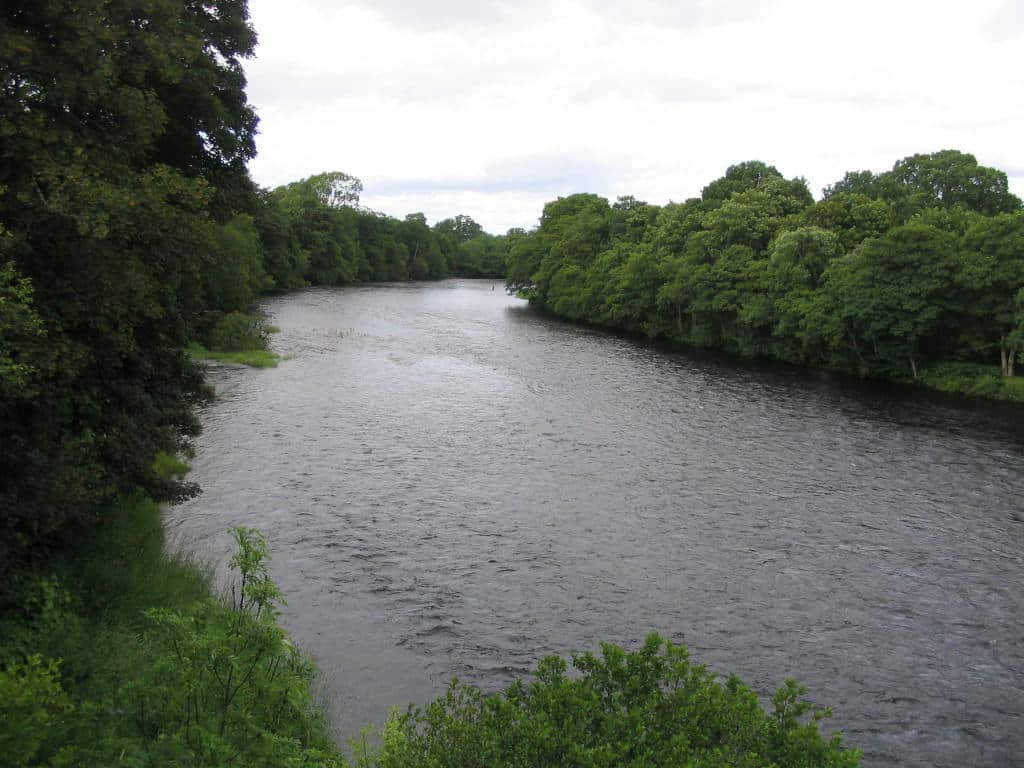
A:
1001,339,1012,377
909,355,918,381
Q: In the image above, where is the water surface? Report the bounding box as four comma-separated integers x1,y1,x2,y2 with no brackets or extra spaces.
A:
168,280,1024,767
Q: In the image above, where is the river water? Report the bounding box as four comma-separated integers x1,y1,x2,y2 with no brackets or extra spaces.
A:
167,280,1024,767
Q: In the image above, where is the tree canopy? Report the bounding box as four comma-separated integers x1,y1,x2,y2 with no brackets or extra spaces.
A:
507,152,1024,385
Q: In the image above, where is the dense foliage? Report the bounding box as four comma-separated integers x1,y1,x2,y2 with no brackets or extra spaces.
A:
372,634,860,768
0,0,259,567
252,175,512,288
506,154,1024,391
0,502,342,767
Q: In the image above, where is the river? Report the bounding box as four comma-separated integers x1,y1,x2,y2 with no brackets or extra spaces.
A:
166,280,1024,767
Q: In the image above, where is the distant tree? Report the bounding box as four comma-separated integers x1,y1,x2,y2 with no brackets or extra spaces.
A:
761,227,843,361
888,150,1020,216
798,193,893,252
434,214,484,243
532,194,612,306
822,170,882,200
820,224,959,379
402,213,446,280
956,212,1024,375
610,196,659,243
274,171,363,210
823,151,1021,220
253,190,308,291
701,161,785,204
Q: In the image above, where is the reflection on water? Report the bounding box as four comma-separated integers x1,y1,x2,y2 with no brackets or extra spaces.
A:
167,280,1024,767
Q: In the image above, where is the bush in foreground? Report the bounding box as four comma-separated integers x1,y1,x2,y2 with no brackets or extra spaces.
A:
0,505,340,768
371,635,860,768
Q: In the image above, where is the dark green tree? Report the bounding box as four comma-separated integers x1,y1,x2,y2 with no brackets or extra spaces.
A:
820,224,959,379
957,213,1024,375
0,0,258,565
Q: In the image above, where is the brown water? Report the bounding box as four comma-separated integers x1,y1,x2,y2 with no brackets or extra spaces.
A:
167,280,1024,767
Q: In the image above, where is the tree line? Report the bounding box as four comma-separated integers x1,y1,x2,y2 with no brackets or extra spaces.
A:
0,1,504,569
253,172,509,294
506,151,1024,386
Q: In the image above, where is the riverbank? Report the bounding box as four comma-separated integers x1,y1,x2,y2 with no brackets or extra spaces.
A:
187,341,281,368
916,361,1024,402
524,298,1024,405
0,480,344,766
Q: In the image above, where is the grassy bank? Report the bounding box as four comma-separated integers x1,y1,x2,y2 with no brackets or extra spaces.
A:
0,491,342,767
187,342,281,368
187,311,283,368
918,362,1024,402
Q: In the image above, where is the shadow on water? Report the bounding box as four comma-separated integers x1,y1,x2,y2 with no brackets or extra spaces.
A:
505,301,1024,447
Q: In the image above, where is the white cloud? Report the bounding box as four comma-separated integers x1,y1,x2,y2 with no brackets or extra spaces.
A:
245,0,1024,233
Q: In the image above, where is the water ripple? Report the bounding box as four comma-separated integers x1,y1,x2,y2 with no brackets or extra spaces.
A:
167,281,1024,768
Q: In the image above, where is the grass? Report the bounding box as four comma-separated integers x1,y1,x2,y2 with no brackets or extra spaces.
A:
187,342,280,368
919,362,1024,402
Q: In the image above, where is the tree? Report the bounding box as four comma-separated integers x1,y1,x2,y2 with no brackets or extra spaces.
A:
515,194,612,306
0,0,257,565
401,213,445,280
798,193,893,252
453,234,508,278
822,170,882,200
888,150,1021,217
610,195,659,243
701,161,784,205
821,224,959,379
957,213,1024,375
252,189,308,291
434,214,484,243
275,171,363,210
761,227,843,362
822,151,1021,221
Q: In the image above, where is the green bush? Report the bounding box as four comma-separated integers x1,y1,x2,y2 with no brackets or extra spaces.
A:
0,654,72,767
919,362,1024,401
373,634,860,768
206,311,271,352
0,503,341,768
127,527,343,767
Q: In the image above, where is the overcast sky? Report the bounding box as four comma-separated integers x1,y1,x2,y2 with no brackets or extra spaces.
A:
244,0,1024,234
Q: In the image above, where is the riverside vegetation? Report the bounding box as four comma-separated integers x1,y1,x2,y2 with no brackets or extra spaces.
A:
0,0,1015,765
504,155,1024,401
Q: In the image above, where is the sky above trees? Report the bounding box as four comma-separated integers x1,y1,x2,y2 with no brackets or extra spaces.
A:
244,0,1023,233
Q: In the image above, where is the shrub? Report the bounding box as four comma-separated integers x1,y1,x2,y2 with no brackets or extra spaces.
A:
129,527,343,767
374,634,860,768
0,655,72,767
206,311,271,352
0,514,341,768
